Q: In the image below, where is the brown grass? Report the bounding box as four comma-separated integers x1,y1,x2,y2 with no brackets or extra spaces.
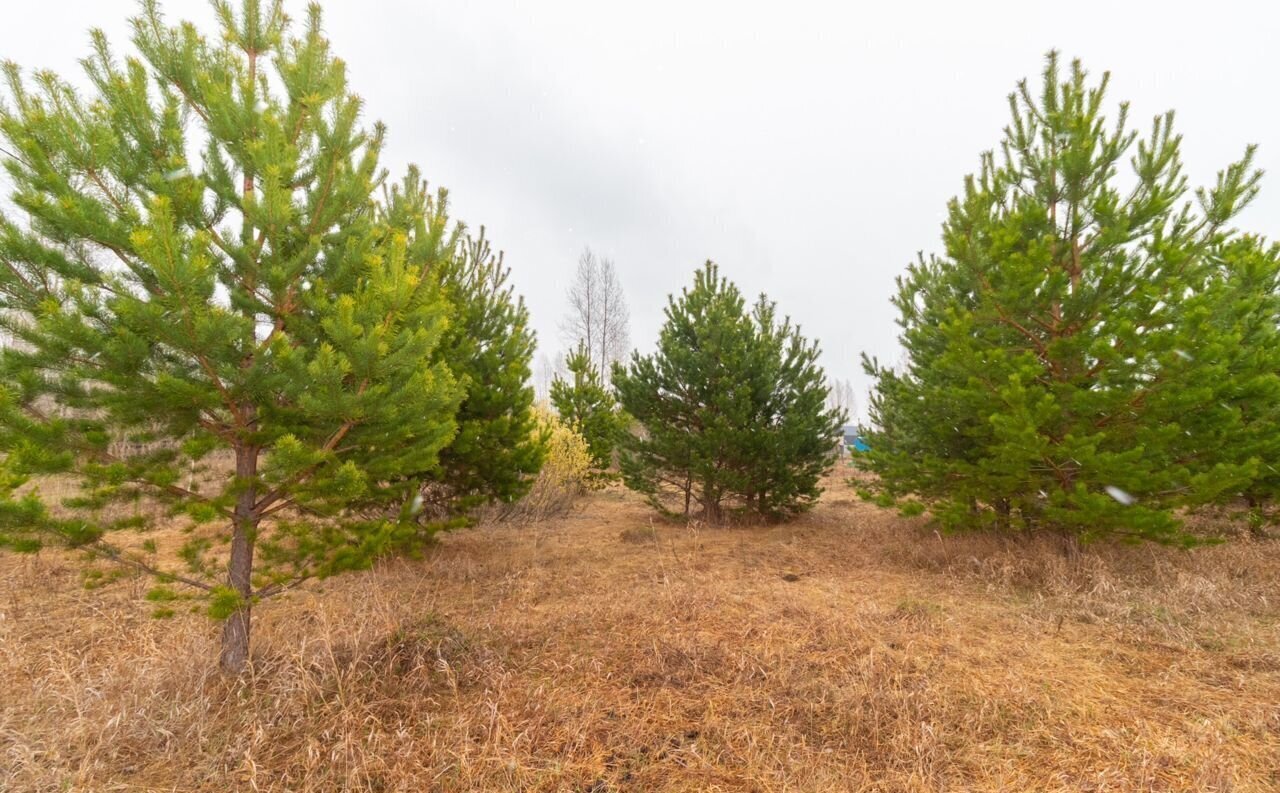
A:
2,476,1279,791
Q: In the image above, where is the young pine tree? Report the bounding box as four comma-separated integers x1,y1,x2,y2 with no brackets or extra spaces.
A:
549,342,625,475
433,230,544,510
742,298,847,517
0,0,466,672
1190,236,1280,530
862,52,1262,545
613,262,844,522
380,171,544,515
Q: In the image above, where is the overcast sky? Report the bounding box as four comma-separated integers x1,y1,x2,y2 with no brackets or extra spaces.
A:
3,1,1277,418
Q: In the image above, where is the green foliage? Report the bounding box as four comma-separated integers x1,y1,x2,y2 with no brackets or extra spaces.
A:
550,343,626,476
207,586,244,620
431,229,545,512
488,404,593,522
0,482,48,552
1190,236,1280,529
898,501,926,518
613,262,846,522
375,174,544,515
0,0,546,669
862,52,1263,544
145,585,181,602
81,566,129,590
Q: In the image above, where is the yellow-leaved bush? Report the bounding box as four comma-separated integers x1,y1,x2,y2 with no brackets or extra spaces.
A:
486,404,592,523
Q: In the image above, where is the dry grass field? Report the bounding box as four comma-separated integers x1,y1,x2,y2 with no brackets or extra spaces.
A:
2,473,1278,792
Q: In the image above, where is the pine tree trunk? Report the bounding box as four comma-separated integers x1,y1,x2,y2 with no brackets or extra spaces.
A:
223,51,259,675
703,488,722,525
1060,531,1081,561
219,442,259,674
994,498,1011,531
1244,494,1271,538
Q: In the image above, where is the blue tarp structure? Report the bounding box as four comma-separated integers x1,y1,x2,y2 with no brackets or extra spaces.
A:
842,425,870,453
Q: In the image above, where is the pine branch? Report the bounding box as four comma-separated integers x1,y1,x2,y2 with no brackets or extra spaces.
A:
87,541,214,592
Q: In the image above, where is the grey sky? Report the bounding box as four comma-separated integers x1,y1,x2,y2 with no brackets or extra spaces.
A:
3,1,1278,419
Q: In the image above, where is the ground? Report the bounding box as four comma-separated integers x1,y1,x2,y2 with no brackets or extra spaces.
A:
2,476,1278,792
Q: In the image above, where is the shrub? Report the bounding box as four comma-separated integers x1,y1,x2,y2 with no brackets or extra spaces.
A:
550,343,628,478
486,406,591,523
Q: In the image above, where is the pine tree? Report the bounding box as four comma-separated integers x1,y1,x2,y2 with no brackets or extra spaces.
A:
742,298,848,517
433,230,545,511
862,52,1262,545
380,172,544,515
613,262,845,522
1191,236,1280,530
0,0,467,672
550,342,624,474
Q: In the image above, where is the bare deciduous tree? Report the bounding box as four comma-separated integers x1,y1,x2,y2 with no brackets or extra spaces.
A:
562,248,630,376
533,351,561,403
827,378,858,424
